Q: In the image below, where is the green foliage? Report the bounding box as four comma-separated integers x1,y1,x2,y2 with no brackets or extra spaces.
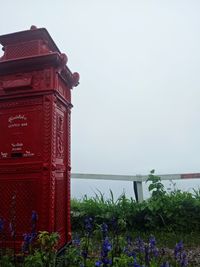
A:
192,187,200,199
71,171,200,234
71,190,138,235
56,246,82,267
0,255,14,267
0,231,61,267
146,169,166,198
113,255,135,266
37,231,59,253
24,251,44,267
24,231,59,267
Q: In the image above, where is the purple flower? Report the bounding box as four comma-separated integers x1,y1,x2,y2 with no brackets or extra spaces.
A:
174,241,188,267
160,262,170,267
81,250,88,259
126,235,132,245
31,211,38,223
98,237,112,266
95,260,102,266
135,237,145,253
84,217,93,235
102,238,112,256
22,233,35,253
174,241,183,259
110,217,119,234
180,251,188,267
124,236,136,258
0,218,4,233
129,260,143,267
101,223,108,239
31,211,38,233
149,236,159,258
128,251,136,257
102,257,112,265
149,236,156,248
73,237,81,246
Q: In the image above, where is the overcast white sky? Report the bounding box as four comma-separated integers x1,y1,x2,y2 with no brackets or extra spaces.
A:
1,1,200,181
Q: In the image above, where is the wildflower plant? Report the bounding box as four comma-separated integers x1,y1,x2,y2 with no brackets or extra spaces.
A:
24,231,59,267
80,217,94,266
0,187,194,266
22,211,38,254
0,217,4,233
146,170,166,198
174,241,188,267
58,236,82,266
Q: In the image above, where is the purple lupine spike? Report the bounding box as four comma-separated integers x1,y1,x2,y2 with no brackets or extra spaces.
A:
81,250,88,259
136,237,145,253
101,223,108,239
102,238,112,255
31,211,38,223
84,217,93,235
31,211,38,233
110,217,119,234
149,235,156,248
129,251,136,258
133,262,142,267
98,237,112,266
102,257,112,266
95,260,102,266
22,231,37,253
174,241,183,260
126,235,132,245
160,262,170,267
180,251,188,267
0,218,4,233
128,260,143,267
174,241,188,266
124,235,136,258
149,235,159,258
22,233,32,253
73,236,81,246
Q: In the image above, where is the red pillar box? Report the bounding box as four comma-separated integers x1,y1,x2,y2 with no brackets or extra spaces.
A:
0,26,79,250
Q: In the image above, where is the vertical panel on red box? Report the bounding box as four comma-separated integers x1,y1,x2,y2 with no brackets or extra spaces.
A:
0,98,43,161
54,102,68,245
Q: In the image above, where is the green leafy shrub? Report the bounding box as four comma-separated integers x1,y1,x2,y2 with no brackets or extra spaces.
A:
71,171,200,234
24,231,59,267
146,169,166,198
0,255,14,267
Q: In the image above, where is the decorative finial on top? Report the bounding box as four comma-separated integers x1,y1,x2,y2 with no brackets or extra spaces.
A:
57,53,68,73
60,53,68,65
72,72,80,87
30,25,37,30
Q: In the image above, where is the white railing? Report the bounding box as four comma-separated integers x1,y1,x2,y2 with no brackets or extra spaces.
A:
71,172,200,202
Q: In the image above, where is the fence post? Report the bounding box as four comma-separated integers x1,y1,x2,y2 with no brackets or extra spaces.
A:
133,181,143,202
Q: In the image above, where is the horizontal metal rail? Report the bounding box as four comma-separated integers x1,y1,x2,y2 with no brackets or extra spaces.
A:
71,172,200,202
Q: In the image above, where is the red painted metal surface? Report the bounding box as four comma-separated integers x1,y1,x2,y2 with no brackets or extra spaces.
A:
181,173,200,179
0,26,79,250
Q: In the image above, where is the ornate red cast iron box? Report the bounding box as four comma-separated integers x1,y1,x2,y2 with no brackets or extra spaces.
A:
0,26,79,249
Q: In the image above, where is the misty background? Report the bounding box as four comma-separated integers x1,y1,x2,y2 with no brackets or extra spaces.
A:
0,0,200,199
